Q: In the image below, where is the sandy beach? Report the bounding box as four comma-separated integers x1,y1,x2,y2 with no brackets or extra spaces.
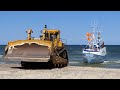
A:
0,63,120,79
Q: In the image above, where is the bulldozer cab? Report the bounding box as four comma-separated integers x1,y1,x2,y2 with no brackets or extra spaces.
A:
41,25,60,42
44,31,58,41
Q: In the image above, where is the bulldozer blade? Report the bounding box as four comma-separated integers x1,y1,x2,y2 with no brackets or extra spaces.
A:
4,43,50,62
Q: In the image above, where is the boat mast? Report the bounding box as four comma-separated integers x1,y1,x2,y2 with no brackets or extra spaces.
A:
91,22,98,47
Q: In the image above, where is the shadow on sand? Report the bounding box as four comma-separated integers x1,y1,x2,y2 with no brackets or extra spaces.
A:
11,62,62,70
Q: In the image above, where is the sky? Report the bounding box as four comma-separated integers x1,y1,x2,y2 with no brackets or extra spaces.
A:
0,11,120,45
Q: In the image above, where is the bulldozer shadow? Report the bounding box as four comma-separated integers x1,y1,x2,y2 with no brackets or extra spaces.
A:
11,62,63,70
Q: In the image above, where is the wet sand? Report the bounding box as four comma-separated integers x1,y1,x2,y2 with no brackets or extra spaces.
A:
0,63,120,79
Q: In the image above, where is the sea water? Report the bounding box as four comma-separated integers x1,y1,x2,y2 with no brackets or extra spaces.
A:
66,45,120,69
0,45,120,69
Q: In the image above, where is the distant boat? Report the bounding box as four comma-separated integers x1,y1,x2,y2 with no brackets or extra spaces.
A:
82,24,107,63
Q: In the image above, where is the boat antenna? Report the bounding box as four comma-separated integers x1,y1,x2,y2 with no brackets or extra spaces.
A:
91,21,97,33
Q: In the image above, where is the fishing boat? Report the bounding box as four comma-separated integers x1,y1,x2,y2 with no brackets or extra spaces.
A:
82,24,107,63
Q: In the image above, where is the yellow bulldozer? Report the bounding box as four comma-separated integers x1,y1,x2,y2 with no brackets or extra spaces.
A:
3,25,68,68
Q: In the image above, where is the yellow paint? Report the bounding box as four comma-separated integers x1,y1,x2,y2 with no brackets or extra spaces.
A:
8,40,51,47
7,27,64,48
